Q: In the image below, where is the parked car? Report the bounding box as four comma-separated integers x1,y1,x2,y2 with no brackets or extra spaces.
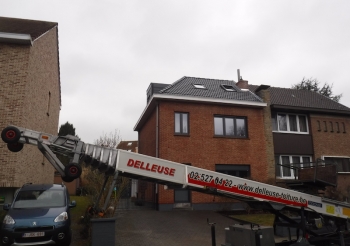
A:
1,183,76,246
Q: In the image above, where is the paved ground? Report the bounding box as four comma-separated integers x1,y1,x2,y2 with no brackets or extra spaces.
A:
114,209,236,246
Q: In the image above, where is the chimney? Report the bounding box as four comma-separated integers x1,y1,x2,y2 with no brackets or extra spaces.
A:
236,79,248,89
236,69,248,89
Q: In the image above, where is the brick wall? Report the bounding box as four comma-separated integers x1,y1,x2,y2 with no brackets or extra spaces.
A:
137,108,157,203
0,27,60,188
54,174,79,195
310,114,350,158
256,89,275,184
310,114,350,197
138,108,157,157
155,101,268,205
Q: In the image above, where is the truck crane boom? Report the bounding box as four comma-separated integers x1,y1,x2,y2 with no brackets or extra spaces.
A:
2,125,350,245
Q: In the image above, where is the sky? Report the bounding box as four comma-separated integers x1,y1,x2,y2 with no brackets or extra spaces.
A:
1,1,350,144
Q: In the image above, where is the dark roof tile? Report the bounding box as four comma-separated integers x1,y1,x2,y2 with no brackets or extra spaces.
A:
160,77,263,103
249,85,350,112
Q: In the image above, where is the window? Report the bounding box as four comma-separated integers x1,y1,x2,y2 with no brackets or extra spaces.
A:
324,157,350,172
275,155,312,179
216,164,250,178
221,84,236,92
193,84,206,89
272,113,308,133
14,190,65,208
175,112,189,135
214,116,247,138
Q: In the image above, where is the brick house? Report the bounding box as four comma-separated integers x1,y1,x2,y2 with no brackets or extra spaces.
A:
0,17,61,203
248,84,350,200
134,77,271,210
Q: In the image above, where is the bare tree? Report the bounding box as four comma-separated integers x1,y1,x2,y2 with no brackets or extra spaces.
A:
94,129,121,148
82,129,129,217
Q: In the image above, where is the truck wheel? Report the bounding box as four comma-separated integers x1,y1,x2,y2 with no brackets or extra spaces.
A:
61,176,75,183
1,126,21,143
7,142,24,152
65,164,82,179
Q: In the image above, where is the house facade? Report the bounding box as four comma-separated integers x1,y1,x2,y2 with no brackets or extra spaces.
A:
0,17,61,204
134,77,273,211
249,84,350,200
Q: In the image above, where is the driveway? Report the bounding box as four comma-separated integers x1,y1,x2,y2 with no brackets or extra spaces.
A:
114,209,236,246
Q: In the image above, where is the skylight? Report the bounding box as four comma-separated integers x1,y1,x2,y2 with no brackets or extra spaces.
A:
221,84,236,92
193,84,206,89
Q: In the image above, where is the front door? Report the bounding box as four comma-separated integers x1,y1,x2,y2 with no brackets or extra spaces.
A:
174,189,190,203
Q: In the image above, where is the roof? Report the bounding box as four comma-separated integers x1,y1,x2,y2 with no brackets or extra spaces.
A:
117,141,138,152
159,77,263,103
249,85,350,114
0,16,57,42
134,77,267,131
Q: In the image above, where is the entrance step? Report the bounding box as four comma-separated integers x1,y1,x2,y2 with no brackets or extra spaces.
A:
173,203,192,210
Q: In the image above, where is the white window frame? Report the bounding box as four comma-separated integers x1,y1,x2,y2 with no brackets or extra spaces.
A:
276,155,312,179
322,155,350,173
273,113,309,134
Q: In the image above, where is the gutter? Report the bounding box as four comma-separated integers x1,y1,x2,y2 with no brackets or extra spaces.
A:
271,105,350,116
134,94,267,131
0,32,32,45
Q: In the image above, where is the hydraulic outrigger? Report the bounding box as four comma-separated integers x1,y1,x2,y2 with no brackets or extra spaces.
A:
2,125,350,246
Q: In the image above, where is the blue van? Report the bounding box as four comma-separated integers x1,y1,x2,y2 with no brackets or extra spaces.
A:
1,183,76,246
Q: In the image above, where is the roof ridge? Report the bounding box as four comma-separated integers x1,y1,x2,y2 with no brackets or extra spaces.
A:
186,76,236,83
159,76,186,93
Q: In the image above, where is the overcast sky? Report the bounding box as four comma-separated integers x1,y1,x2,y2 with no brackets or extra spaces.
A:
2,1,350,144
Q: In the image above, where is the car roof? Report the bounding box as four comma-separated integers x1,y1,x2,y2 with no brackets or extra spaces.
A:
20,183,65,191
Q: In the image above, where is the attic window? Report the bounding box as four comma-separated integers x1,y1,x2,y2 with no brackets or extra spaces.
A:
221,84,236,92
193,84,206,89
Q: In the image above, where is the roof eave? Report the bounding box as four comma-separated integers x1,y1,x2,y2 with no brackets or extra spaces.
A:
271,104,350,115
155,94,266,107
134,94,267,131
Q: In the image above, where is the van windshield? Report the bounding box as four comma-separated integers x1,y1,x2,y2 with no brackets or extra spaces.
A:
13,190,65,208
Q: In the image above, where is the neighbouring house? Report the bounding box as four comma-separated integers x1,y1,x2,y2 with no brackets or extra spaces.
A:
248,84,350,200
117,141,138,200
134,76,272,211
0,17,61,203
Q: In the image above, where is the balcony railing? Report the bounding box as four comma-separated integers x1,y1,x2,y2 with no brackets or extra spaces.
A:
276,159,337,188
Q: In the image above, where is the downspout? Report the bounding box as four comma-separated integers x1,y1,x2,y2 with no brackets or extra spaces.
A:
156,102,159,158
155,103,159,210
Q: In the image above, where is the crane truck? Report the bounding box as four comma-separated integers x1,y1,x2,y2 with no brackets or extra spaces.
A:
2,125,350,246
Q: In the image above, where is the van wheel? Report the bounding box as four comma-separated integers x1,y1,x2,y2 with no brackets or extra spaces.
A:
65,164,82,179
60,230,72,246
7,142,24,152
1,126,21,143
